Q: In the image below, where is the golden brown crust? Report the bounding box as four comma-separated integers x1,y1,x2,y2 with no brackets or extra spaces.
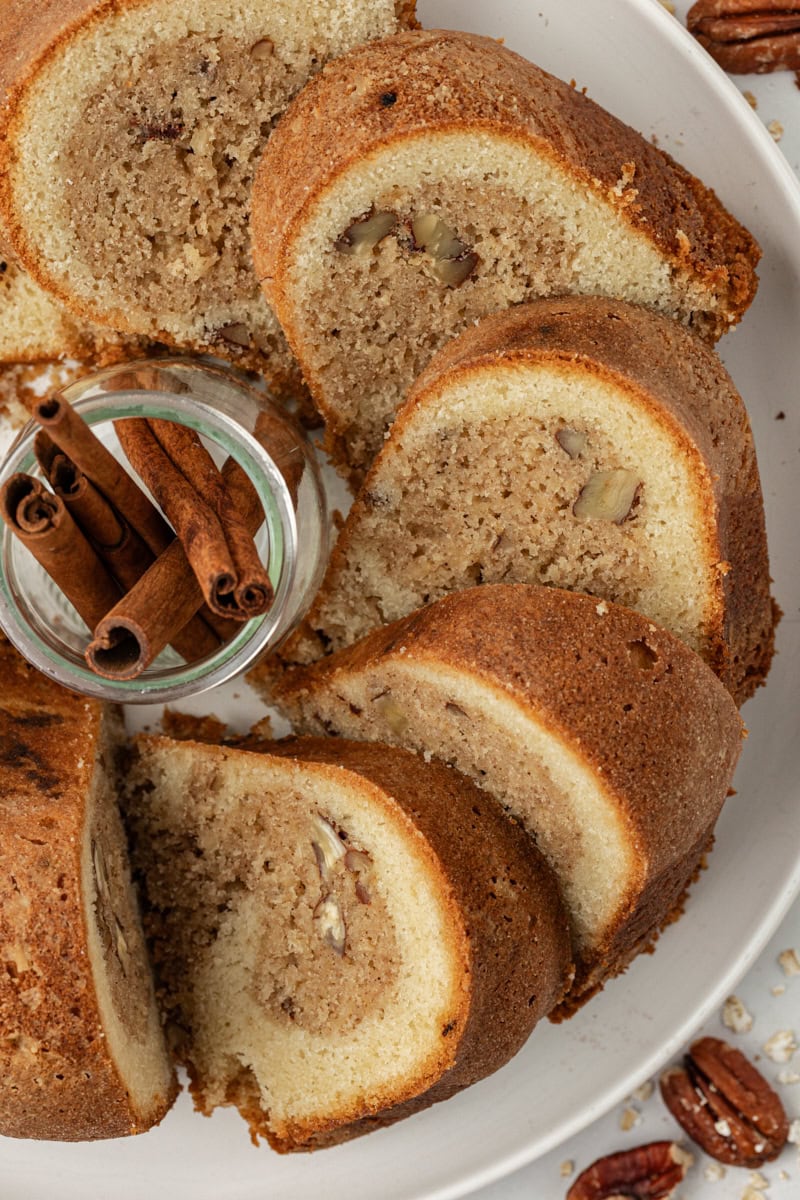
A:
252,27,759,349
0,641,176,1139
301,296,772,705
276,585,744,995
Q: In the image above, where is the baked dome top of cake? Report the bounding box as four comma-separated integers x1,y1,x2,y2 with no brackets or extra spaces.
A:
0,639,175,1140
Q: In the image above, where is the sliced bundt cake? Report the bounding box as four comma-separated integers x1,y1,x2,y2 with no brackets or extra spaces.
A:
0,0,416,395
274,585,744,1006
0,640,176,1139
250,28,760,473
122,734,572,1150
272,298,774,706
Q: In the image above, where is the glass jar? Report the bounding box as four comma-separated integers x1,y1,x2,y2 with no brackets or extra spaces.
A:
0,358,328,703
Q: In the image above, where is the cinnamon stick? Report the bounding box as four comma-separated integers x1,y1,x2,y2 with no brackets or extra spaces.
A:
115,417,243,620
86,461,265,680
0,474,121,629
148,417,273,617
33,397,174,555
50,453,131,553
34,428,221,663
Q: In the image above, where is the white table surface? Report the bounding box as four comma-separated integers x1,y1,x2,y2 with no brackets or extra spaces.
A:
469,5,800,1196
0,6,796,1199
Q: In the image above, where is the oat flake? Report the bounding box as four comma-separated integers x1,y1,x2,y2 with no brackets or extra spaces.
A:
778,948,800,977
723,994,754,1034
764,1030,797,1063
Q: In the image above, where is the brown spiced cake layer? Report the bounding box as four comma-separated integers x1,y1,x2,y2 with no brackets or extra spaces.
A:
0,0,416,395
274,585,744,1006
122,734,572,1150
271,297,774,706
0,639,175,1140
251,28,760,474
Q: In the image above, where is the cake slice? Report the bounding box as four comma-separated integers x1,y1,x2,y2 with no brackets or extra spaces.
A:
122,734,572,1150
0,0,416,396
0,640,176,1139
273,297,774,706
0,250,147,367
274,585,744,1004
250,28,759,474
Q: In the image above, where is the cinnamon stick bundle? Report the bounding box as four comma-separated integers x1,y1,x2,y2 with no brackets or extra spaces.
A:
33,428,221,664
115,417,272,622
87,461,265,680
115,417,240,619
34,397,173,555
149,417,273,616
0,474,121,630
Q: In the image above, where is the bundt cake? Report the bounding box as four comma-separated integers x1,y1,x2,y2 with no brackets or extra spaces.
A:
272,297,774,706
122,733,572,1150
0,639,176,1140
250,28,760,474
274,585,744,1005
0,0,416,394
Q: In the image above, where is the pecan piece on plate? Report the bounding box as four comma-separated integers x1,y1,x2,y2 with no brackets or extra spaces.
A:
687,1,800,73
566,1141,690,1199
659,1036,789,1167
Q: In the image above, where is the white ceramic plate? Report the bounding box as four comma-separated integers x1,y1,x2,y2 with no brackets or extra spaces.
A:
3,1,800,1198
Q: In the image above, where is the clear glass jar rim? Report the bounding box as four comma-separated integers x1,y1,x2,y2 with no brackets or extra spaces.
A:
0,389,302,702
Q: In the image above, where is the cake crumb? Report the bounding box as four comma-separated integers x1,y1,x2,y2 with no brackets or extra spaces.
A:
704,1162,726,1182
659,0,676,12
777,1068,800,1084
767,119,784,142
560,1160,574,1178
632,1079,654,1102
788,1118,800,1145
595,600,609,616
772,985,786,997
748,1170,769,1189
743,90,757,109
723,994,753,1033
763,1030,797,1063
715,1118,732,1137
778,948,800,976
161,709,227,744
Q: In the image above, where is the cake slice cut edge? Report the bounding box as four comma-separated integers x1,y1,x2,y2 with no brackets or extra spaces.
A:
0,0,417,395
251,28,760,474
273,584,744,1005
271,296,775,707
122,733,572,1150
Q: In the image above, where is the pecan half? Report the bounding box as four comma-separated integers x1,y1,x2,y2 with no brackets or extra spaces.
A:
566,1141,689,1199
659,1036,789,1167
687,1,800,73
